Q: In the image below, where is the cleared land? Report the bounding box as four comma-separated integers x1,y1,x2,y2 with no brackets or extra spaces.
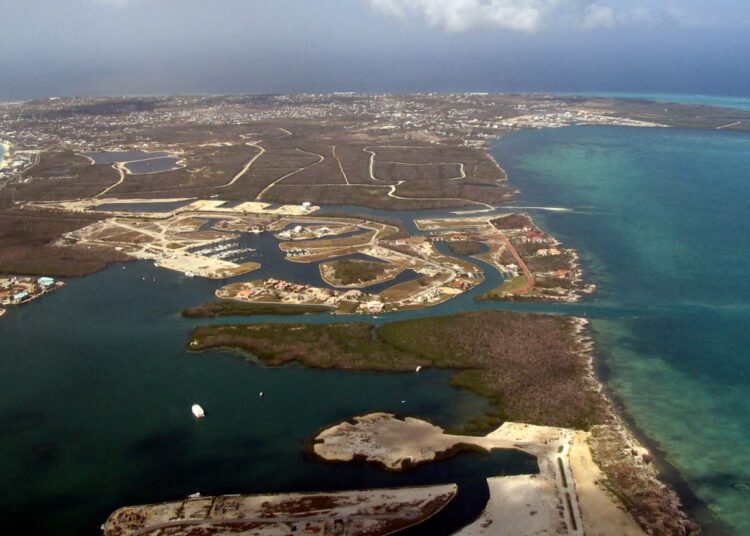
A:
103,484,457,536
6,93,748,272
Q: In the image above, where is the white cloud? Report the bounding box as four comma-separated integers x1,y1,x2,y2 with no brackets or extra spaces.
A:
368,0,626,32
581,4,615,28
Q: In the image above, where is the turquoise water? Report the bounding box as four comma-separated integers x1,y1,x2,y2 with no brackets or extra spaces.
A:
493,126,750,534
559,92,750,112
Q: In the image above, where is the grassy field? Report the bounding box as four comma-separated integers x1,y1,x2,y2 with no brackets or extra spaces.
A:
189,311,605,433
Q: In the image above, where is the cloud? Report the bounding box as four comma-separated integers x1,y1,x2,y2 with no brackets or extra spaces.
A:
368,0,626,32
581,4,615,29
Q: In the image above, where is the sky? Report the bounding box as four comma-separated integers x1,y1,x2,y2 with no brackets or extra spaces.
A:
1,0,749,100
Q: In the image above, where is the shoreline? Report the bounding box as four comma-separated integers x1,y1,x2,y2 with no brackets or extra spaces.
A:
489,129,705,532
590,324,727,534
569,317,703,533
485,132,722,531
187,309,696,530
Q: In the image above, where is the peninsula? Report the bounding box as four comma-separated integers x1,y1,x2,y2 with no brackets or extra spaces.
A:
189,312,692,535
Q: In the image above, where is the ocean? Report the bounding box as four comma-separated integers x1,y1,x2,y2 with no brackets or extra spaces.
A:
492,125,750,534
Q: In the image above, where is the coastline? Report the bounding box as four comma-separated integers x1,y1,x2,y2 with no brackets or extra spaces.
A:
491,125,742,533
590,326,726,534
572,317,695,533
187,308,695,532
477,130,695,530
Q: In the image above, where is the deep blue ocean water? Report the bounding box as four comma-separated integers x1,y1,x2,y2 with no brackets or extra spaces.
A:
493,126,750,534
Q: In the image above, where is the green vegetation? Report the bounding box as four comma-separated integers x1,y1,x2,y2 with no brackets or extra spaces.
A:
181,300,331,318
190,323,422,369
445,240,483,256
490,213,532,230
327,259,394,286
189,311,605,433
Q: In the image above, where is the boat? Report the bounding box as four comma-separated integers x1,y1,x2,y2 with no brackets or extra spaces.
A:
191,404,205,419
184,271,195,278
188,492,201,499
415,365,422,372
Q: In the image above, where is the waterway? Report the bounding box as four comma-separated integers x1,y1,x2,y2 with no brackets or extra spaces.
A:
0,260,526,535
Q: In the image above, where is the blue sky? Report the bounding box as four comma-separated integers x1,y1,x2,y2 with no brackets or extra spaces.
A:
1,0,749,99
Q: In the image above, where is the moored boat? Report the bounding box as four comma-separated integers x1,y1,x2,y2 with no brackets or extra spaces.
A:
191,404,205,419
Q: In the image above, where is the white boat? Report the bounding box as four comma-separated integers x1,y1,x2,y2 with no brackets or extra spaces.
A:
188,492,201,499
191,404,205,419
184,271,195,278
